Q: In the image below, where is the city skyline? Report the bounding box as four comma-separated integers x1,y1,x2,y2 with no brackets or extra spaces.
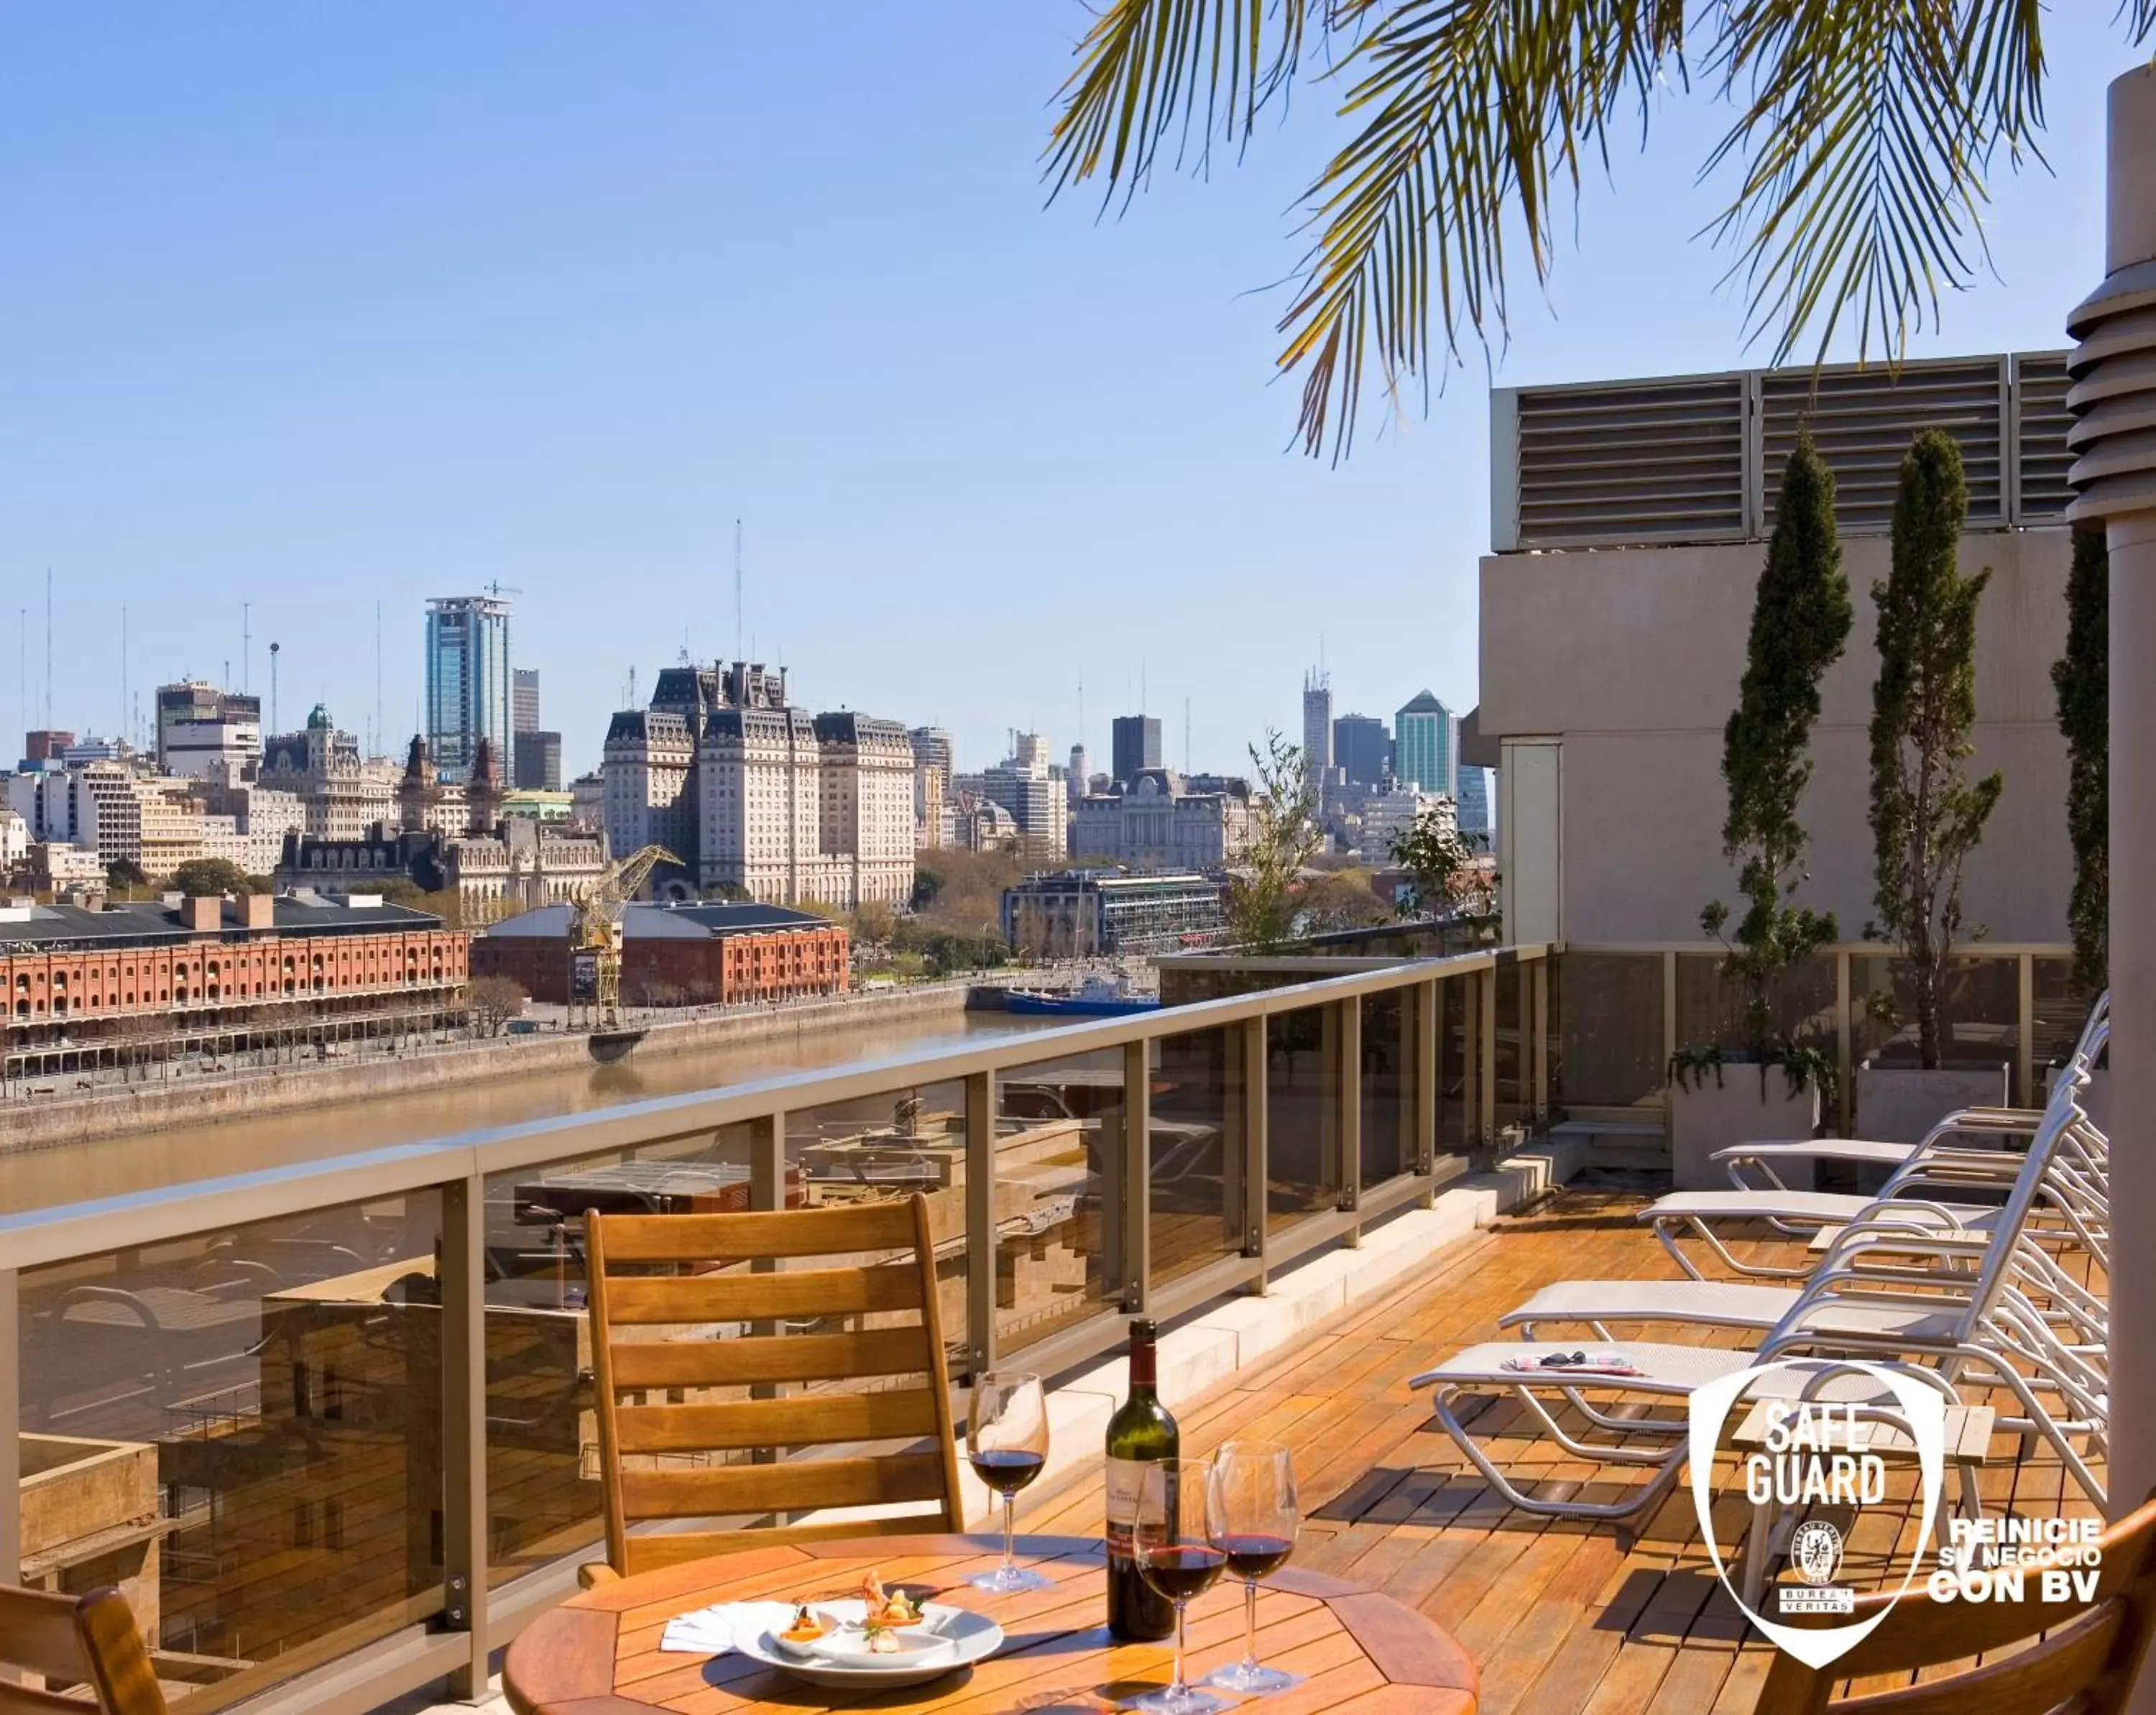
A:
2,8,2137,783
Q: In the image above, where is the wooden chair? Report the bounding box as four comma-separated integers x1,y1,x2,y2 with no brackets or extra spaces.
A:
0,1585,166,1714
586,1193,967,1578
1754,1491,2156,1714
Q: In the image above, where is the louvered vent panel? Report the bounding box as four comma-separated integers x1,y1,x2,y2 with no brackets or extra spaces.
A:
1760,361,2004,534
1514,377,1746,547
2014,352,2076,522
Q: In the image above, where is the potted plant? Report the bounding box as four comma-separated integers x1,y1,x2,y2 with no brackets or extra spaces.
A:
1669,428,1851,1188
1858,429,2008,1141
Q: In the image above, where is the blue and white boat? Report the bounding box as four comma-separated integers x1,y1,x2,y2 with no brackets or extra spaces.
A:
1003,973,1161,1017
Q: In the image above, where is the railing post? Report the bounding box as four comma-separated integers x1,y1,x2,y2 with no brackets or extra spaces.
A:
1661,951,1679,1134
1835,950,1854,1136
1121,1039,1151,1314
440,1174,489,1698
964,1071,996,1379
1478,967,1497,1146
1242,1015,1268,1293
2017,953,2036,1108
1337,997,1363,1246
749,1112,788,1448
0,1269,18,1615
1458,974,1478,1147
1531,957,1550,1124
1415,978,1439,1197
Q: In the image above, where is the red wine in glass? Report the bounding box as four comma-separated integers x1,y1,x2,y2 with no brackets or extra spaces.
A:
1204,1443,1304,1697
969,1448,1047,1499
1138,1543,1228,1603
1217,1533,1294,1580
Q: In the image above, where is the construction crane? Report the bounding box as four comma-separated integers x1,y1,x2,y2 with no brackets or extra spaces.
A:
568,845,680,1033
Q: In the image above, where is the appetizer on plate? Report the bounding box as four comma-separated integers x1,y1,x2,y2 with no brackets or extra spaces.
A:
775,1605,831,1655
858,1572,923,1629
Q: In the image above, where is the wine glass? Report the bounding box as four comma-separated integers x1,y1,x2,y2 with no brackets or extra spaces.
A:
967,1371,1052,1594
1133,1458,1230,1715
1204,1440,1303,1694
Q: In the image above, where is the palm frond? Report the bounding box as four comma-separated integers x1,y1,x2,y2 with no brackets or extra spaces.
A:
2123,0,2156,45
1277,0,1684,458
1704,0,2042,367
1045,0,1363,205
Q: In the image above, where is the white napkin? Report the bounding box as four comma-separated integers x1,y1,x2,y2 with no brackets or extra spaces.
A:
660,1605,733,1655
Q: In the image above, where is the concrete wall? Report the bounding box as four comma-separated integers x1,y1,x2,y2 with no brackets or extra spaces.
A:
1480,526,2074,944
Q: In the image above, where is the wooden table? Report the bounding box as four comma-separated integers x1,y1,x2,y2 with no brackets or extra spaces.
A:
505,1532,1478,1714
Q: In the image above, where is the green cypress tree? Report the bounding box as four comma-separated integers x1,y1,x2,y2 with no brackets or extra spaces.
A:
1868,429,2004,1068
1700,427,1853,1079
2053,526,2109,993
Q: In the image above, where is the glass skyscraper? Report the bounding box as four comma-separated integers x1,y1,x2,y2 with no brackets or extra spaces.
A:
1393,690,1457,797
425,594,513,783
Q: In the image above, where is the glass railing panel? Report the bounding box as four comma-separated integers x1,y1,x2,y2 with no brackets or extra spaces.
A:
1853,954,2019,1070
1360,991,1411,1187
786,1080,970,1381
479,1121,758,1588
994,1048,1122,1356
1265,1004,1338,1233
2033,956,2101,1087
1494,964,1524,1129
1675,952,1836,1057
1441,978,1471,1150
19,1192,444,1708
1148,1025,1248,1289
1552,952,1665,1108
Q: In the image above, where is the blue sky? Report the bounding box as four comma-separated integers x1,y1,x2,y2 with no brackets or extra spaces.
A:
1,6,2143,778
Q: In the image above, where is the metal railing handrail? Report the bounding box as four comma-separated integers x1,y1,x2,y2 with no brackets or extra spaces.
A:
0,944,1531,1272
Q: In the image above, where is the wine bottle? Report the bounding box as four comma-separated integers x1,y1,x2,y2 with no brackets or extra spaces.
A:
1104,1317,1178,1640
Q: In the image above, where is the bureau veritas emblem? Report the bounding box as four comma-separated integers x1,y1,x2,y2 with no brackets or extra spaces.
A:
1687,1359,1946,1670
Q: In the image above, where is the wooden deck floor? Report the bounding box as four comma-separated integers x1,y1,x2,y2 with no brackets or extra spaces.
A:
1024,1187,2107,1714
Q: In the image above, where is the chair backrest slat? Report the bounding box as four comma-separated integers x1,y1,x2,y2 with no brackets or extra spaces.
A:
587,1190,966,1577
1754,1491,2156,1715
0,1586,167,1714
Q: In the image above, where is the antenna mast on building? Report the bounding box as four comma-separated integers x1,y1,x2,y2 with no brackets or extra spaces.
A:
45,568,54,729
270,641,280,732
734,518,744,664
374,602,384,759
243,601,252,692
121,606,129,748
1184,697,1191,773
17,608,25,740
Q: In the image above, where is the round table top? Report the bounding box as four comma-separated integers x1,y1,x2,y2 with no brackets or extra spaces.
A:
504,1532,1478,1715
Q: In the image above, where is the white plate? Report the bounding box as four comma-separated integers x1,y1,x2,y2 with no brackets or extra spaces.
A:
722,1599,1003,1689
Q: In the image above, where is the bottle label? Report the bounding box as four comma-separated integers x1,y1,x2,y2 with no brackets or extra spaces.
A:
1104,1456,1147,1556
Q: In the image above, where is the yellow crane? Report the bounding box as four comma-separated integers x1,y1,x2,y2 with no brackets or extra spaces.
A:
568,845,681,1032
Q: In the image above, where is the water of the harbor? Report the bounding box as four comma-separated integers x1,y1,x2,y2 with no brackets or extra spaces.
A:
1,1006,1062,1215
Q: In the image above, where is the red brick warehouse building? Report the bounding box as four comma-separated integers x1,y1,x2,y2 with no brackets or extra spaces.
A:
1,891,470,1077
472,900,849,1006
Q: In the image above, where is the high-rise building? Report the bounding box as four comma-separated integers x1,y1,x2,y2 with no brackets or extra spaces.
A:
981,734,1068,860
1333,714,1392,789
1110,714,1161,787
156,681,263,779
1068,744,1089,807
1393,691,1457,797
1455,765,1492,840
604,662,913,909
1302,669,1333,776
512,668,541,735
514,730,563,791
425,594,514,784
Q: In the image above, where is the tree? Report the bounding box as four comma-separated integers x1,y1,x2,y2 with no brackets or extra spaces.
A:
1390,805,1475,918
1297,868,1392,933
1868,429,2004,1069
106,858,149,896
852,898,898,944
1226,731,1322,952
469,974,529,1037
1701,429,1853,1077
1045,6,2153,461
170,858,262,897
2054,526,2109,995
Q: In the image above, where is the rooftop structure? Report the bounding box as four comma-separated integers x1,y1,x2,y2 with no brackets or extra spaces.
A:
999,866,1226,957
